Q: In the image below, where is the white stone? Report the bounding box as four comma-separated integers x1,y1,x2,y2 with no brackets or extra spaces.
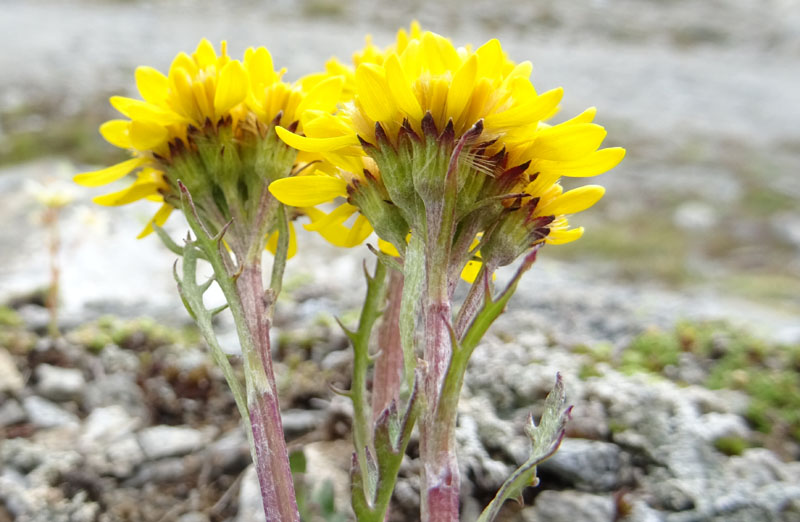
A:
236,465,265,522
0,348,24,393
35,363,86,401
673,201,718,230
23,396,79,429
80,405,140,447
105,435,145,478
0,399,26,427
137,425,207,460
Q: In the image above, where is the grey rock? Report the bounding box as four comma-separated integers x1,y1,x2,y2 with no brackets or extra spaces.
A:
626,500,667,522
568,398,611,440
83,373,148,420
0,348,24,393
320,348,352,371
0,469,100,522
540,438,625,491
650,478,697,511
281,408,325,438
35,363,86,401
523,490,615,522
17,304,51,333
79,405,144,477
98,343,140,373
727,449,800,488
80,405,140,446
457,408,514,493
104,434,146,478
0,398,26,426
303,440,353,515
694,412,750,442
137,425,208,460
207,428,249,473
125,456,197,486
23,396,79,429
0,437,82,490
589,375,724,480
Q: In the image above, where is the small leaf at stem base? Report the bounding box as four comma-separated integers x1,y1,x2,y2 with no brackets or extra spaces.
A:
476,373,571,522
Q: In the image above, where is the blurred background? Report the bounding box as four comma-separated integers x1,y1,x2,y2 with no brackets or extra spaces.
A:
2,0,799,323
1,1,800,521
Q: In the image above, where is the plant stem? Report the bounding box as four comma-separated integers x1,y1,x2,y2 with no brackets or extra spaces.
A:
419,291,460,522
180,183,299,521
372,269,405,419
350,260,388,509
233,261,300,522
419,230,460,522
44,207,61,338
417,128,476,522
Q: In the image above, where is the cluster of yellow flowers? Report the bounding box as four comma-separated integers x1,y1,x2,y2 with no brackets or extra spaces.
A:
77,22,623,265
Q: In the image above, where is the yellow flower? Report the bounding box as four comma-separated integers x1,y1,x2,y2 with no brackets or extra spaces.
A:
75,39,343,246
270,28,624,268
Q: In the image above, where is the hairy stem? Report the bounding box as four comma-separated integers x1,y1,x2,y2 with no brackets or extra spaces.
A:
181,186,299,521
372,269,405,419
234,262,299,522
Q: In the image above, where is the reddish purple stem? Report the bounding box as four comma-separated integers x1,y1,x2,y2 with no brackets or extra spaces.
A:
236,263,299,522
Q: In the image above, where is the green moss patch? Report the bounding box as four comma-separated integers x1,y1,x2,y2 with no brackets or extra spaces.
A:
586,321,800,443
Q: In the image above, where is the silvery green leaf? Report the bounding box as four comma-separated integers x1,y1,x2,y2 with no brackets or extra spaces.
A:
477,373,572,522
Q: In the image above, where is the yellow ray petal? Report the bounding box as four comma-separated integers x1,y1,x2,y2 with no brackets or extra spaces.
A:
92,180,162,206
485,87,563,129
266,221,298,259
214,60,248,117
355,63,397,122
538,185,605,216
276,126,358,153
377,237,400,257
269,175,348,206
137,203,174,239
533,123,608,161
562,107,597,125
546,226,584,245
193,39,218,69
245,46,276,93
295,76,344,118
129,120,169,150
110,96,187,126
539,147,626,178
337,214,373,247
422,31,460,75
100,120,131,149
135,66,169,105
169,52,198,79
73,157,147,187
384,55,423,121
303,203,357,231
305,207,374,248
167,68,197,120
475,39,503,79
447,54,477,122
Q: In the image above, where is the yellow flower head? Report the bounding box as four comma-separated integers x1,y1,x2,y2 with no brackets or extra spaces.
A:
270,28,624,272
75,39,343,247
